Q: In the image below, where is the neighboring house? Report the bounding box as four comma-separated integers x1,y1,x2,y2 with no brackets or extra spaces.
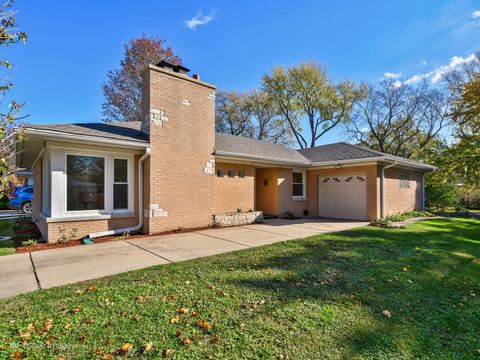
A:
16,61,436,243
15,169,34,186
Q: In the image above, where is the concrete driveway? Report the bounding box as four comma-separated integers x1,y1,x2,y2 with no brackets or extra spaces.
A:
0,218,367,299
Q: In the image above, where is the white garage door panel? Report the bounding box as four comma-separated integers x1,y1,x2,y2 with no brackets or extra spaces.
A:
318,174,367,220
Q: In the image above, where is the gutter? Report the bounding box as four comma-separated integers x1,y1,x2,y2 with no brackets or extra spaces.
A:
82,147,151,242
380,161,397,218
25,127,149,149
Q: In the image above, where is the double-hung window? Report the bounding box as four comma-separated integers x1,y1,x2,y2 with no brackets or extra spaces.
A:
113,158,129,210
292,171,306,199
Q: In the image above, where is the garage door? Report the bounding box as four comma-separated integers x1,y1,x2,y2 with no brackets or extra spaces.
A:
318,174,367,220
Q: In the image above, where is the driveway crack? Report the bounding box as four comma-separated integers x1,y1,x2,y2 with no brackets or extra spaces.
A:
124,240,173,263
29,252,41,290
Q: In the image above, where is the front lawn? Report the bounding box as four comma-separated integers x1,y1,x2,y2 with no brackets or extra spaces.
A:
0,218,15,256
0,218,479,359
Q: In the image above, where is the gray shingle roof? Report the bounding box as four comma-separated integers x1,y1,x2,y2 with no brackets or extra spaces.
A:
298,142,382,162
299,142,434,169
26,121,148,143
24,121,433,170
214,133,310,165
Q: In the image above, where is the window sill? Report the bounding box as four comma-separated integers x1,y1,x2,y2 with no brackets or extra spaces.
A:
292,197,307,201
41,212,135,223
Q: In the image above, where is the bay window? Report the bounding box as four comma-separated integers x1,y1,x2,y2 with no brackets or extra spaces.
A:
41,147,135,219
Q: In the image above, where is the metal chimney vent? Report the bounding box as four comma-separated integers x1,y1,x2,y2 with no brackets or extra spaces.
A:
157,60,191,75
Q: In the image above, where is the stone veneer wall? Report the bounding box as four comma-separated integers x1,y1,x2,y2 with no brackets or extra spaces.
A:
213,211,263,227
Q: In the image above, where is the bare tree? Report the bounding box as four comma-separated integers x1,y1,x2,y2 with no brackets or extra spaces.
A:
345,79,451,158
215,90,254,136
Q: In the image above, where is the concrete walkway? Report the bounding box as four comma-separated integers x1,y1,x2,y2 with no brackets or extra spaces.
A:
0,218,367,299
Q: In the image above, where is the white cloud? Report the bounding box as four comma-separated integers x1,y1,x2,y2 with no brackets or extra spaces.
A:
472,10,480,18
421,59,428,66
184,10,217,30
391,80,403,88
404,53,478,85
383,72,402,79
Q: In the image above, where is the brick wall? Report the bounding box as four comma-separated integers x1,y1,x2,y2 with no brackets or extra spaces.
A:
213,162,255,213
384,168,423,215
306,165,379,220
141,65,216,233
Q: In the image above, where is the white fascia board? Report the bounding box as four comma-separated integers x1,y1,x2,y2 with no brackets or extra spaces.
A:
25,127,149,149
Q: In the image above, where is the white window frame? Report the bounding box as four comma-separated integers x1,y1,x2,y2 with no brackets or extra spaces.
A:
64,152,108,216
42,152,51,216
57,150,135,218
292,170,307,200
112,157,131,211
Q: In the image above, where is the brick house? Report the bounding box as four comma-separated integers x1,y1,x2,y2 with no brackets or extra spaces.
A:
16,61,436,243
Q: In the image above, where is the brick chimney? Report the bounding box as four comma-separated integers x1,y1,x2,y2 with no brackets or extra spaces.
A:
141,61,216,234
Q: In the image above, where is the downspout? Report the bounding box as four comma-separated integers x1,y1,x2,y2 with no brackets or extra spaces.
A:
83,147,151,242
380,161,397,218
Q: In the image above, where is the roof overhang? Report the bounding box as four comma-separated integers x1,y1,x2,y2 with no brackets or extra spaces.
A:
214,151,310,168
16,127,149,168
310,156,436,172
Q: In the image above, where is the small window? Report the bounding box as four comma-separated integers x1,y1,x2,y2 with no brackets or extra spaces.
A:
216,169,223,177
113,159,129,209
227,170,234,178
23,187,33,194
238,170,245,178
292,172,304,197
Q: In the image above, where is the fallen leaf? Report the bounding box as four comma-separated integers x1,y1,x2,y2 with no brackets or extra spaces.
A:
240,323,246,329
202,321,212,331
10,351,22,360
45,337,55,345
39,319,52,334
144,341,153,353
86,285,97,292
177,307,189,314
100,355,114,360
170,316,180,324
382,310,392,318
182,337,191,346
402,266,408,272
135,295,146,303
175,330,183,337
212,335,221,344
58,356,65,360
84,319,94,325
120,342,133,353
163,348,175,358
64,322,72,329
70,306,80,314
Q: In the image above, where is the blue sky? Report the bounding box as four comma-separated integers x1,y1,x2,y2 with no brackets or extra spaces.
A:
6,0,480,145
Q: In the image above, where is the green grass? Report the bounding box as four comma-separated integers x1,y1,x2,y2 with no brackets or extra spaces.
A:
0,218,15,256
0,218,479,359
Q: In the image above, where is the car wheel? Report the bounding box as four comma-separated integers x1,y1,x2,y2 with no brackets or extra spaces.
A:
22,201,32,214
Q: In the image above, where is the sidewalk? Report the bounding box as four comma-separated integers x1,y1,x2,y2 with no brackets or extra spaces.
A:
0,218,367,298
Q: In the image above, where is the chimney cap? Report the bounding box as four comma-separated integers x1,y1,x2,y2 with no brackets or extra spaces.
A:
157,60,190,74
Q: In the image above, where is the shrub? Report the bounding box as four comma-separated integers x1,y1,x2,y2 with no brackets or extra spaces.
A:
425,183,460,211
384,213,406,222
369,218,393,228
21,239,38,246
12,217,41,247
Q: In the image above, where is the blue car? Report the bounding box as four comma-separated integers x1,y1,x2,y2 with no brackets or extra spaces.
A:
8,185,33,214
